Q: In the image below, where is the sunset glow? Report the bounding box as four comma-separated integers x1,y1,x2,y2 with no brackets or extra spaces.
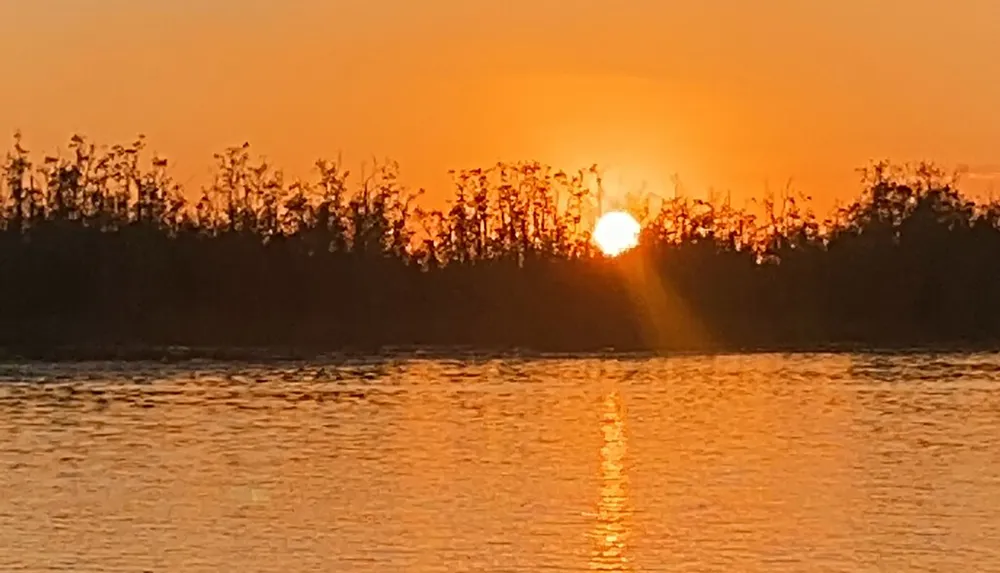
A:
7,2,1000,208
594,212,641,257
5,2,1000,571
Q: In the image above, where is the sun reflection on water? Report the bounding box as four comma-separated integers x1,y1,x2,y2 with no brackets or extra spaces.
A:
590,389,633,571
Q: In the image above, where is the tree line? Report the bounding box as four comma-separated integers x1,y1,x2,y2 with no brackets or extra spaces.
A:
2,133,1000,355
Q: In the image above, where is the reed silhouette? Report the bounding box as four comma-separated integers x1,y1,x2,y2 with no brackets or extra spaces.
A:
3,133,1000,357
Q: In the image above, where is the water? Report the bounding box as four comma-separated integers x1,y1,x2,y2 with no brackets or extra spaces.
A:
2,353,1000,572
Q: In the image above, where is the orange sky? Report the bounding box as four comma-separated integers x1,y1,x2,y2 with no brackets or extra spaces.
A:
3,0,1000,211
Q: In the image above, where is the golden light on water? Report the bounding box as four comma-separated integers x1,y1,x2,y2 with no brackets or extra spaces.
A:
594,212,641,257
590,389,633,571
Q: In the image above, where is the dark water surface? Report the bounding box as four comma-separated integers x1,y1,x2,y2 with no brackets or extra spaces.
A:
2,353,1000,572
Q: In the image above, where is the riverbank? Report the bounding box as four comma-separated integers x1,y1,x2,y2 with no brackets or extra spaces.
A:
3,340,999,363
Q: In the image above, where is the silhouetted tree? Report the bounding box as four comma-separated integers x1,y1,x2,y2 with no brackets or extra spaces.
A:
3,134,1000,355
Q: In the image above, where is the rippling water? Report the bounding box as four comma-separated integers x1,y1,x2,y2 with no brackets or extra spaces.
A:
2,352,1000,571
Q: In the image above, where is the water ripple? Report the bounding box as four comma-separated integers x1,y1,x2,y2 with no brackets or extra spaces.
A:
1,353,1000,571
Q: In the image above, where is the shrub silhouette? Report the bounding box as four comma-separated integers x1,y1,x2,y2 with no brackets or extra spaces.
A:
2,133,1000,355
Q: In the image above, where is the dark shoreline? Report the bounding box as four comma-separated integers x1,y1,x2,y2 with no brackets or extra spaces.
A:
3,340,999,363
7,137,1000,358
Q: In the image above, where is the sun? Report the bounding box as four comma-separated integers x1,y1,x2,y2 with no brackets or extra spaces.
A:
593,211,641,256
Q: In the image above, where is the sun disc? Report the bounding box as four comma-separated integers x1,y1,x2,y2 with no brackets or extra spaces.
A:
594,211,640,256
